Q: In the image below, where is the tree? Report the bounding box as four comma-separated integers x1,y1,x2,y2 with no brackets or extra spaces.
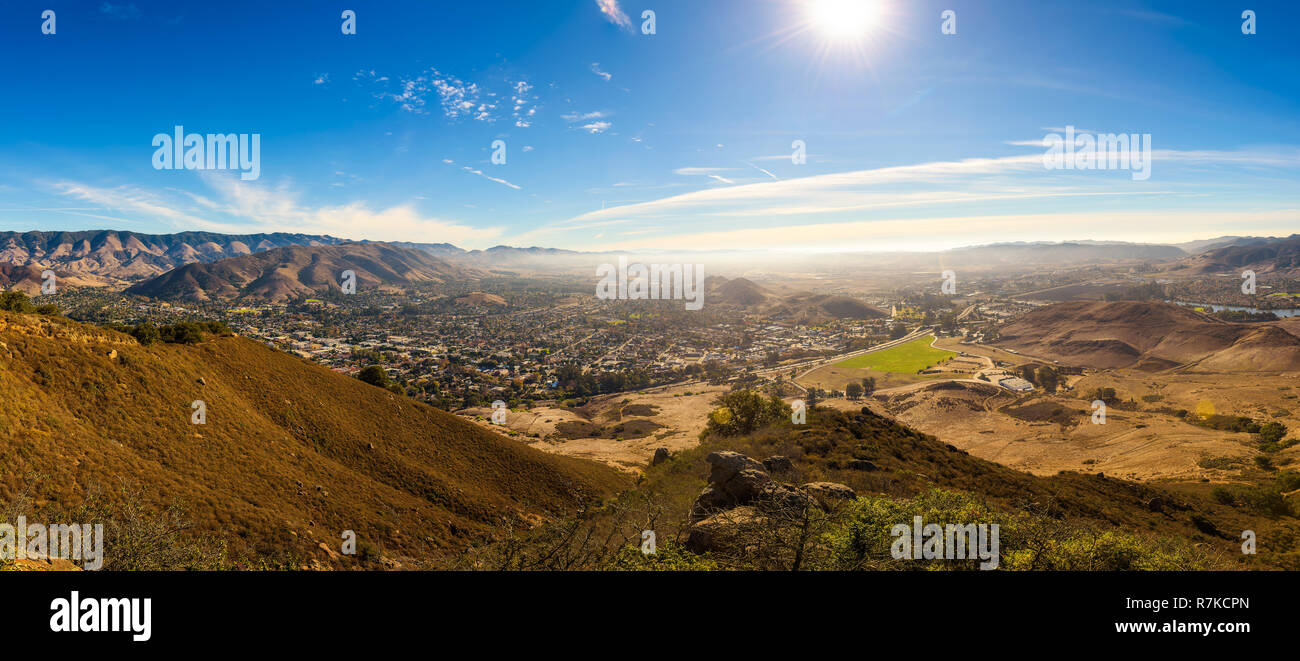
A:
1035,366,1059,393
1017,365,1038,384
357,365,390,388
705,390,791,437
845,382,864,400
130,323,161,346
861,377,876,397
0,290,34,313
806,387,820,409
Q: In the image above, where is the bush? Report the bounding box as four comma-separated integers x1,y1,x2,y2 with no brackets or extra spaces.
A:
0,290,34,313
824,489,1207,571
130,323,161,345
1210,487,1236,506
357,365,390,388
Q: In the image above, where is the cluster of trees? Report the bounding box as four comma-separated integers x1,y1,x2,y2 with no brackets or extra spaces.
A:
1192,414,1293,454
0,290,60,316
845,377,876,400
553,363,653,396
104,321,232,345
1084,386,1118,403
1017,364,1061,392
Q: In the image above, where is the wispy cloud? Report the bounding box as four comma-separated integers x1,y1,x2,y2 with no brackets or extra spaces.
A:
461,166,522,190
50,175,503,245
562,110,607,122
590,63,612,81
505,148,1300,250
580,121,612,134
594,0,632,30
441,158,523,190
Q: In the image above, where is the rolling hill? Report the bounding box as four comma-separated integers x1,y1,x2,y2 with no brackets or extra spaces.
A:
0,309,627,568
0,230,346,284
125,242,476,302
1172,234,1300,277
994,301,1300,371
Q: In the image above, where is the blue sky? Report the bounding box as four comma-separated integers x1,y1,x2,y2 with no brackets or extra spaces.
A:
0,0,1296,251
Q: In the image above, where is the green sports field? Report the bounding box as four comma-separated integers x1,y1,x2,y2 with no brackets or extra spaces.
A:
834,336,956,373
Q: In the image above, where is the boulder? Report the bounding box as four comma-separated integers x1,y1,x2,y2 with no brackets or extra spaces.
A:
801,482,858,511
847,459,879,472
689,485,734,521
762,455,794,473
689,451,773,520
651,447,670,466
685,506,765,553
758,482,817,514
706,451,766,484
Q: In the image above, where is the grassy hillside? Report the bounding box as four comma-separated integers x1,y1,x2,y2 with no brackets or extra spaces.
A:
0,309,627,569
460,396,1300,570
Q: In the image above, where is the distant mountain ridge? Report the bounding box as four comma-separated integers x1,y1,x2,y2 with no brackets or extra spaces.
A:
0,230,346,283
125,242,476,302
1171,235,1300,277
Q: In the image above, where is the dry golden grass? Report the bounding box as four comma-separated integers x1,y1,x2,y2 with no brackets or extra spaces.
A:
0,310,628,569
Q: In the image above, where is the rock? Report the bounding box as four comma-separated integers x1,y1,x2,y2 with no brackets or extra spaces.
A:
801,482,858,511
758,482,816,513
847,459,879,472
651,447,670,466
689,485,734,521
722,468,772,504
705,451,766,484
107,349,118,360
704,452,771,503
197,377,206,386
317,542,341,561
689,451,773,520
762,455,794,473
685,506,765,553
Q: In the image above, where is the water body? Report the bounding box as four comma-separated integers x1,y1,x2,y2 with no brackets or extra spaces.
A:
1170,301,1300,319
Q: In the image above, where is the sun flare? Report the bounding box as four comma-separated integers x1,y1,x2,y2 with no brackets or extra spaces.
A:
806,0,883,41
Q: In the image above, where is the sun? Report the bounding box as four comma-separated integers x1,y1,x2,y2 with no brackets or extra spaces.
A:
805,0,883,42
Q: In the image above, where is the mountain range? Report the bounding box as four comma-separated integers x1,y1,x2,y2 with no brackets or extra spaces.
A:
124,243,476,302
0,230,347,284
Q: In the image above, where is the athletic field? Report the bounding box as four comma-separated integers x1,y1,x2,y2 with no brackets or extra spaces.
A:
834,336,955,373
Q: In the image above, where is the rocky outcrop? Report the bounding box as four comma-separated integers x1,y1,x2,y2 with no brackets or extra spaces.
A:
686,451,857,553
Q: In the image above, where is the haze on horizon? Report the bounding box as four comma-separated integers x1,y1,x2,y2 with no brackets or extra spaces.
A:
0,0,1296,252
